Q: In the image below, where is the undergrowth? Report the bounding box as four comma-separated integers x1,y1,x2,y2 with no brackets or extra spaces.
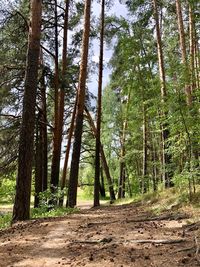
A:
0,207,79,230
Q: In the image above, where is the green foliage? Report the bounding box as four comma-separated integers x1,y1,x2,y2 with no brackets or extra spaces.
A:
0,213,12,230
31,206,78,219
0,179,15,203
35,188,67,210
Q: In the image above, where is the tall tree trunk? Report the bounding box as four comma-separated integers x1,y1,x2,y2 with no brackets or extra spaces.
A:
85,107,116,201
34,111,43,208
118,91,130,199
12,0,42,221
189,3,195,91
175,0,192,105
40,65,48,192
94,0,105,207
34,56,48,207
50,0,60,192
142,103,148,194
67,0,91,208
54,0,70,196
59,96,77,207
99,167,106,198
152,0,172,188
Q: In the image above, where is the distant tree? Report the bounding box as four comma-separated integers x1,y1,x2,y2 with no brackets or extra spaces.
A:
94,0,105,207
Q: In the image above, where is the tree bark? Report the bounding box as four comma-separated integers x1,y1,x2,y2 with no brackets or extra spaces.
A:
34,57,48,208
34,111,43,208
142,103,148,194
175,0,192,105
12,0,42,221
50,0,60,192
40,66,48,192
54,0,70,197
189,3,195,91
67,0,91,208
94,0,105,207
99,167,106,197
59,96,77,207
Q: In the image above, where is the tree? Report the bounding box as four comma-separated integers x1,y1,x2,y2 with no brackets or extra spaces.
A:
67,0,91,208
50,0,70,193
152,0,172,188
94,0,105,207
175,0,192,106
12,0,42,221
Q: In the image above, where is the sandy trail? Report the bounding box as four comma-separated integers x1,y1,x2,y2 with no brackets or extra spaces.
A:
0,203,199,267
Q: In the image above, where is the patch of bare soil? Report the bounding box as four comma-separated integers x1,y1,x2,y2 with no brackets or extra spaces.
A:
0,202,200,267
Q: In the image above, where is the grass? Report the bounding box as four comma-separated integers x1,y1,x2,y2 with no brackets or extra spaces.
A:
0,213,12,230
0,207,79,231
31,206,79,219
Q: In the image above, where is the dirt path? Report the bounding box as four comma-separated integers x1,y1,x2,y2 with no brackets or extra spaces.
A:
0,203,200,267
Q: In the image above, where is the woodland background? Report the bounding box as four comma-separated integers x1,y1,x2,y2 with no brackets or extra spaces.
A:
0,0,200,223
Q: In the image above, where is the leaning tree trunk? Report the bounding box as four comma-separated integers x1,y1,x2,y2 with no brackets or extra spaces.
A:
12,0,42,221
94,0,105,207
67,0,91,208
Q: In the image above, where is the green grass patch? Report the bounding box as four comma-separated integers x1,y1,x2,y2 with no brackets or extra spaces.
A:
31,206,79,219
0,213,12,230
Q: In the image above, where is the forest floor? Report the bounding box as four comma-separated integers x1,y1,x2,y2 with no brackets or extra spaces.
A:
1,200,200,267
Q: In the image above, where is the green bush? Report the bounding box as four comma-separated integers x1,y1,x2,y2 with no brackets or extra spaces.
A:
0,213,12,229
0,179,15,203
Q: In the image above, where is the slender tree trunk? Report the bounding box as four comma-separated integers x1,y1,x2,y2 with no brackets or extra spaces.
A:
67,0,91,208
40,66,48,192
188,3,199,165
118,91,130,199
189,3,195,91
99,167,106,198
85,107,116,201
175,0,192,105
94,0,105,207
34,56,48,207
59,96,77,207
152,0,172,188
118,146,126,199
55,0,70,196
50,0,60,192
34,112,43,208
142,103,148,194
12,0,42,221
151,132,158,191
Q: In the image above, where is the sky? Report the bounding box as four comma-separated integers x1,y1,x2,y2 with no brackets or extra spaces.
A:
61,0,128,166
88,0,128,98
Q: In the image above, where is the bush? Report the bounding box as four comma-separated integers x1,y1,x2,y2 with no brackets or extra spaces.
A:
0,179,15,203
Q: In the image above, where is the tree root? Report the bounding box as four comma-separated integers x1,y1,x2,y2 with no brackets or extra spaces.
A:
126,213,189,223
83,213,189,228
72,238,186,245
